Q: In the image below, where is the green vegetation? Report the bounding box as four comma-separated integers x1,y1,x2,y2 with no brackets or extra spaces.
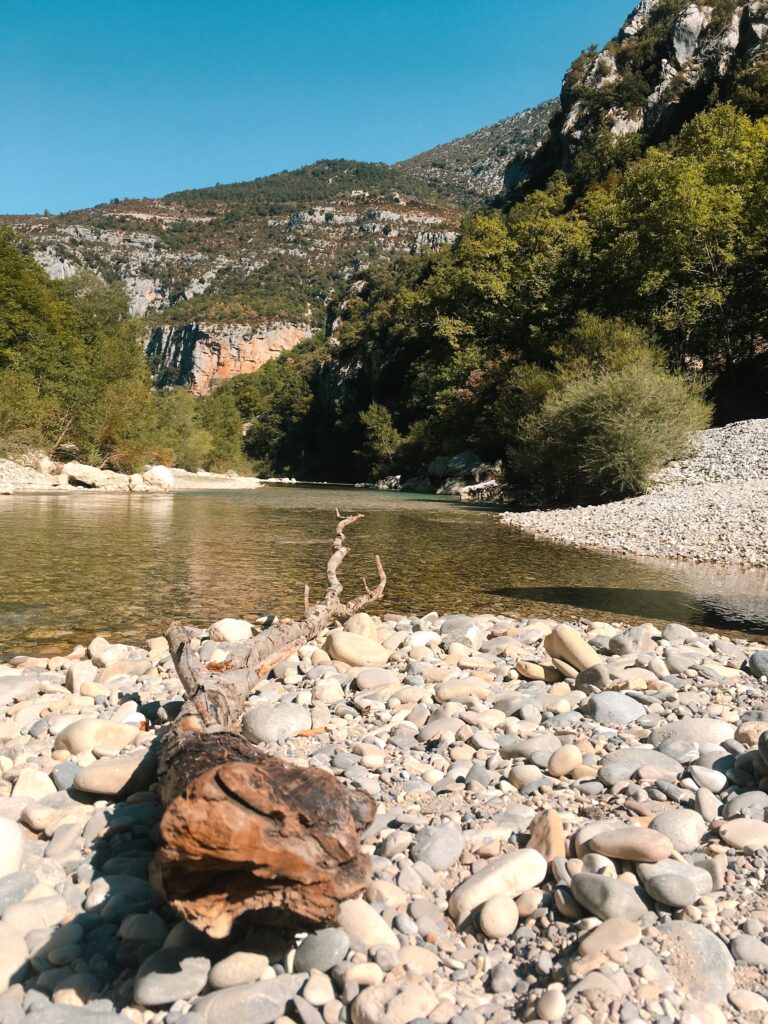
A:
165,159,440,211
231,102,767,502
508,328,711,504
0,229,247,473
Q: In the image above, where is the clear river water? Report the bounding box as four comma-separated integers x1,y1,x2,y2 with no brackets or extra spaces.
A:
2,485,768,656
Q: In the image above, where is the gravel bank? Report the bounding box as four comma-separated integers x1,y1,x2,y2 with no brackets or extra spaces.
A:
1,609,768,1022
502,419,768,567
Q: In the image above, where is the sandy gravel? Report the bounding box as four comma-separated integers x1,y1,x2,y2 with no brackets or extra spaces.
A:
502,419,768,567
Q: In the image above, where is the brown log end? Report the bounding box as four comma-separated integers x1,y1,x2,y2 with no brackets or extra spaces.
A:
152,750,376,938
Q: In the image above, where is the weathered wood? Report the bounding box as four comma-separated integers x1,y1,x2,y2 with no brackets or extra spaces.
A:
152,512,385,937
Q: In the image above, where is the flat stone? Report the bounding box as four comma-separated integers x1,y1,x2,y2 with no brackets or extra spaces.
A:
195,974,308,1024
208,952,269,989
649,719,736,748
410,824,463,871
579,918,642,957
636,858,712,897
294,928,350,973
658,920,734,1005
434,679,492,704
338,899,399,952
3,895,68,935
74,748,156,796
570,873,645,921
650,809,707,853
588,827,674,863
53,719,139,755
644,872,698,907
718,818,768,851
598,748,681,786
324,631,390,668
586,692,645,726
242,704,312,744
448,849,547,927
355,668,401,692
134,948,211,1007
731,934,768,968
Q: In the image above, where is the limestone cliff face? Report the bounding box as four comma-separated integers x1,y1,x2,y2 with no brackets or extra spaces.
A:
523,0,768,185
145,321,312,394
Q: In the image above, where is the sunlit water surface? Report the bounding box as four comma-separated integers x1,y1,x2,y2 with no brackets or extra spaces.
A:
2,486,768,655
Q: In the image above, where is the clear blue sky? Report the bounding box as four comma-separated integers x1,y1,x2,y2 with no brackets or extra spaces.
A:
1,0,629,214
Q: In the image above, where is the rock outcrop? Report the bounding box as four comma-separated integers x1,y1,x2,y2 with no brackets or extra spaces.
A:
145,321,313,394
520,0,768,188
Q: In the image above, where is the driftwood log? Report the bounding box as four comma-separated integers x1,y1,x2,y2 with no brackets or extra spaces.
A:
151,513,386,938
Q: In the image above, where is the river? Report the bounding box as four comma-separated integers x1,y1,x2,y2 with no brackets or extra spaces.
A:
2,486,768,655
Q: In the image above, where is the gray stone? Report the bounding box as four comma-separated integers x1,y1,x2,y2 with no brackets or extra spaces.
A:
294,928,349,973
25,1009,123,1024
0,871,37,915
50,762,80,791
410,824,464,871
242,704,312,744
643,872,698,908
650,809,707,853
598,748,682,786
570,873,645,921
134,947,211,1007
748,650,768,679
650,718,736,748
585,692,645,726
637,858,712,898
574,663,612,692
195,974,308,1024
659,920,734,1004
731,934,768,967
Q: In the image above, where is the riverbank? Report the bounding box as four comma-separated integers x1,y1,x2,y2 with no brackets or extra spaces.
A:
502,419,768,568
1,608,767,1021
0,458,294,495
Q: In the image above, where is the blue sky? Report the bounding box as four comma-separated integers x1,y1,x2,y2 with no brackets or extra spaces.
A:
1,1,629,214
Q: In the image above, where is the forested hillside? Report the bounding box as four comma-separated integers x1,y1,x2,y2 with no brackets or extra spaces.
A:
231,96,768,499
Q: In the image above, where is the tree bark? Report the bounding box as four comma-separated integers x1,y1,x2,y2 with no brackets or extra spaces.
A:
150,512,385,938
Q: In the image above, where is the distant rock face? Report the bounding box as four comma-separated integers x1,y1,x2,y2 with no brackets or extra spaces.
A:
145,321,312,394
524,0,768,186
397,101,557,205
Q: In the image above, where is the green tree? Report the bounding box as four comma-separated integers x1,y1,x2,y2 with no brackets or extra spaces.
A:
357,403,403,478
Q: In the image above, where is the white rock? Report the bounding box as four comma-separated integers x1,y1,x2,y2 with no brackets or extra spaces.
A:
209,618,253,644
448,849,548,926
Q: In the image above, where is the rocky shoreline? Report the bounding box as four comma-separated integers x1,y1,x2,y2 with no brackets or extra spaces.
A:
502,419,768,569
1,609,768,1022
0,458,299,496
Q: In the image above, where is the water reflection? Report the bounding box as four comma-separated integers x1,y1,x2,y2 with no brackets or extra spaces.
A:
1,486,767,655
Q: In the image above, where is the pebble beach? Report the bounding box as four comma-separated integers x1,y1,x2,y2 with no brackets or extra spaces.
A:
502,419,768,568
1,609,768,1023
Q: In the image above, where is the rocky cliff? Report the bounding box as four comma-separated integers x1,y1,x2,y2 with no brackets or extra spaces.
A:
396,101,557,205
146,321,312,394
524,0,768,187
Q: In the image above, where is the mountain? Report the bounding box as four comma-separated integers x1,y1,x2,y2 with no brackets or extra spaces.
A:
395,100,557,205
521,0,768,191
3,107,555,394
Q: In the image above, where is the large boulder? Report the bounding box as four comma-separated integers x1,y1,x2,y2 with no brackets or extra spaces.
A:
142,465,175,491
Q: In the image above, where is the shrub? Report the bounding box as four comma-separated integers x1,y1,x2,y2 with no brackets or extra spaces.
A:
509,356,711,505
